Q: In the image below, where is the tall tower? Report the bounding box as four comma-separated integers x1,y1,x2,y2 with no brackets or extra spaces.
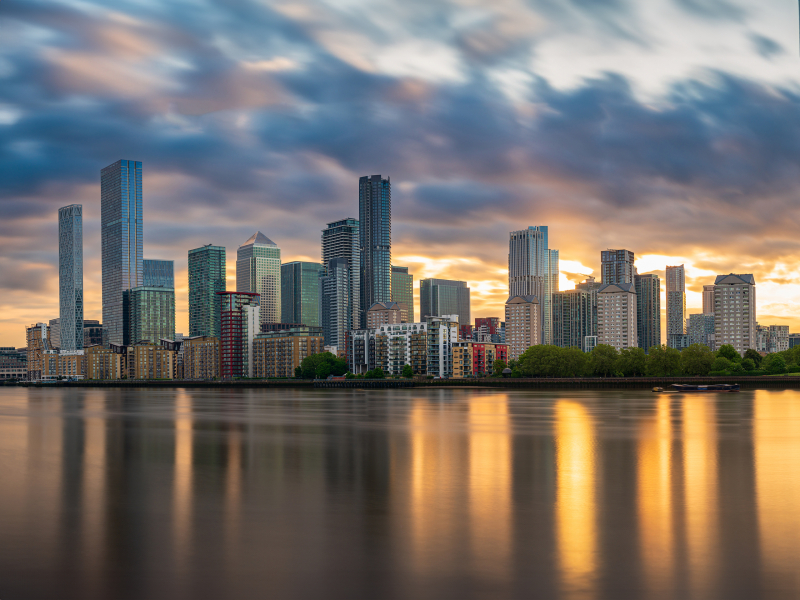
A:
508,226,559,344
666,265,686,342
59,204,83,351
635,273,661,351
419,279,471,325
101,159,143,346
359,175,391,327
189,245,227,338
601,249,635,284
236,232,280,327
391,265,414,323
702,284,715,314
320,257,351,348
322,218,360,333
281,261,324,326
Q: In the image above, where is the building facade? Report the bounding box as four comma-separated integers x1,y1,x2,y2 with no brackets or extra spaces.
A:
26,323,50,381
127,286,175,344
322,218,360,334
86,344,123,380
127,343,175,379
688,313,716,349
281,261,323,327
504,295,541,361
666,265,686,347
143,259,174,288
101,159,143,346
182,336,221,380
509,227,558,344
189,244,226,338
703,285,715,314
347,323,429,376
218,291,260,378
426,316,460,378
59,204,83,351
601,249,635,285
597,282,638,351
83,320,103,347
236,232,280,326
359,175,392,327
253,326,325,378
420,279,471,326
319,257,351,351
366,301,404,328
452,342,508,378
635,273,661,352
552,289,596,352
713,274,756,355
391,265,414,323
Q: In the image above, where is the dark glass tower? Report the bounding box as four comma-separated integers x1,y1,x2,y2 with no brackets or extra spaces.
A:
58,204,83,350
281,261,324,326
359,175,391,327
635,273,662,352
101,159,143,346
189,245,226,338
322,218,360,334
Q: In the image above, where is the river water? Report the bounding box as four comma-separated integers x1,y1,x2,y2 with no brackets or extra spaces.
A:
0,387,799,599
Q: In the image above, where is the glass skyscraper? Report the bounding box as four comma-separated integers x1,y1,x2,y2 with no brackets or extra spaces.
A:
320,257,351,348
420,279,471,326
601,249,635,285
101,159,143,346
322,218,360,334
635,273,662,351
143,259,174,288
59,204,83,350
189,245,226,338
281,261,323,326
236,232,280,327
391,265,414,323
128,287,175,344
359,175,391,327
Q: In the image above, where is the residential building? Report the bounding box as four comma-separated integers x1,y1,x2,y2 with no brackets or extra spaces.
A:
101,159,143,346
420,278,471,326
789,333,800,349
281,261,323,326
576,277,601,338
366,301,404,328
127,286,175,344
49,318,61,349
452,342,508,378
688,313,716,349
322,218,360,334
59,204,83,351
253,326,325,378
236,232,280,326
189,245,227,338
83,320,103,347
475,317,501,335
755,324,770,353
509,226,558,344
26,322,50,381
127,343,175,379
218,291,260,378
504,295,541,361
359,175,392,327
552,289,595,351
758,325,790,354
426,315,460,378
319,257,351,351
635,273,661,351
703,285,715,314
86,344,123,380
597,282,638,351
183,336,221,380
0,347,26,380
143,259,174,288
713,274,756,355
461,324,476,341
391,266,414,322
601,249,635,285
666,265,686,347
347,322,429,376
55,350,86,380
668,334,689,350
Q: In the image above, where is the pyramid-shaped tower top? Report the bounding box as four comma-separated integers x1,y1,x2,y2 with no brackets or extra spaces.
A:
241,231,277,247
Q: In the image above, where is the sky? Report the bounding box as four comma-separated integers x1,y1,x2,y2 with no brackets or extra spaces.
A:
2,0,800,347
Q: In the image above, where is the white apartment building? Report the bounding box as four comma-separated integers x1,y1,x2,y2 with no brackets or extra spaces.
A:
597,282,638,351
713,274,756,355
504,295,541,361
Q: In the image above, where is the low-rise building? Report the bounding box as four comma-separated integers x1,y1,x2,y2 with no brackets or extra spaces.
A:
453,342,508,378
183,336,221,379
86,344,123,380
26,322,51,381
124,343,175,380
253,326,324,378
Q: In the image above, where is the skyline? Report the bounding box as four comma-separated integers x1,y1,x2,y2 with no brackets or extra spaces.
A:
4,0,800,345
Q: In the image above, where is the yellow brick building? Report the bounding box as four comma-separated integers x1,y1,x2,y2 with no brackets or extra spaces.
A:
253,327,324,378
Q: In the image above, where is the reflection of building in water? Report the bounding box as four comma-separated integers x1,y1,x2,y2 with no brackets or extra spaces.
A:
173,390,194,580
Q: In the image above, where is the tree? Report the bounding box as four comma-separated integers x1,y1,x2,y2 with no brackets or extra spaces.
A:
315,363,331,379
589,344,619,377
616,347,647,377
646,345,682,377
402,364,414,378
764,354,788,375
711,356,733,372
743,348,763,367
298,352,348,379
518,345,563,377
681,344,714,376
492,359,507,377
741,358,756,371
560,347,590,377
717,344,740,362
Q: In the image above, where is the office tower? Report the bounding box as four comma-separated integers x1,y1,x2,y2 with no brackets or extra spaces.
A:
391,265,414,322
26,323,50,381
597,282,638,351
702,285,715,314
319,257,351,349
143,259,174,288
635,273,661,352
83,320,103,347
505,295,541,360
218,291,260,378
189,245,226,338
322,218,360,334
128,286,175,344
101,159,143,346
420,279,471,326
688,313,715,349
281,261,324,326
236,232,280,327
713,274,756,355
49,318,61,350
601,249,635,285
59,204,83,351
359,175,391,327
366,301,404,328
508,226,559,344
666,265,686,348
552,289,595,351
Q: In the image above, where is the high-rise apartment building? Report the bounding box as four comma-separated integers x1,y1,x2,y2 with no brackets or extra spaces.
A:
101,159,143,346
26,323,50,381
58,204,83,351
666,265,686,347
218,291,260,378
359,175,391,327
391,265,414,322
713,274,756,355
508,226,559,344
236,232,280,326
504,295,541,360
635,273,661,352
189,245,226,338
281,261,323,327
702,285,715,314
601,249,635,285
143,259,174,288
552,289,596,352
319,257,351,349
322,218,360,334
688,313,715,349
420,279,471,326
49,318,61,350
597,282,638,351
127,286,175,344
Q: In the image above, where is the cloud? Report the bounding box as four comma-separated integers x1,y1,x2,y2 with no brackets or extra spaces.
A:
750,33,785,59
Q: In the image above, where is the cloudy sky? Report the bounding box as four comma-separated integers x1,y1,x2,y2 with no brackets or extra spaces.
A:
2,0,800,346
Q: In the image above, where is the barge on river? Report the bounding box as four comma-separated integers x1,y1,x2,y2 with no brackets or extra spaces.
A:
653,383,740,393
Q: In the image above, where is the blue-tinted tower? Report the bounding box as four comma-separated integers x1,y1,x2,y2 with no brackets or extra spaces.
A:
359,174,391,327
143,259,174,288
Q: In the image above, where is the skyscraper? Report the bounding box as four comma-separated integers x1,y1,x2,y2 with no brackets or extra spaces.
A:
359,175,391,327
236,232,280,327
101,159,143,346
713,274,756,355
635,273,661,352
281,261,324,326
420,279,471,326
189,245,226,338
702,284,715,314
508,226,559,344
218,291,260,378
143,259,174,288
59,204,83,351
319,257,351,349
601,249,635,284
552,289,595,351
666,265,686,347
322,218,360,333
128,286,175,344
391,265,414,323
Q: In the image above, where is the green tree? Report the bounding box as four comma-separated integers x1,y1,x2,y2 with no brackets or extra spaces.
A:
298,352,348,379
646,345,682,377
741,358,756,371
402,364,413,378
492,359,508,377
743,348,763,367
711,356,733,372
315,363,331,379
764,354,788,375
560,347,590,377
717,344,741,362
589,344,619,377
729,361,745,373
681,344,714,376
518,345,563,377
616,347,647,377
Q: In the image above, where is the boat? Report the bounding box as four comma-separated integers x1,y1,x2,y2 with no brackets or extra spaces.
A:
670,383,740,393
